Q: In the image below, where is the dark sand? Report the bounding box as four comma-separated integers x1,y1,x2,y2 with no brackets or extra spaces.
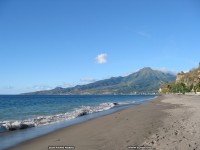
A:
143,95,200,150
8,96,176,150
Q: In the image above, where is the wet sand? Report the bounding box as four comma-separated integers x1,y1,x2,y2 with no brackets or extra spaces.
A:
9,95,200,150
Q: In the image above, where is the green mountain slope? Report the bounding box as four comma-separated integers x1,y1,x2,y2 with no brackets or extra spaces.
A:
24,67,176,95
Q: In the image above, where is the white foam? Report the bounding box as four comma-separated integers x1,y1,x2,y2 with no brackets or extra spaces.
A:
0,102,125,132
0,120,36,131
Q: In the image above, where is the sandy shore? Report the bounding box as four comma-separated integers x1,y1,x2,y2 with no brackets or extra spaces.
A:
9,95,200,150
143,95,200,150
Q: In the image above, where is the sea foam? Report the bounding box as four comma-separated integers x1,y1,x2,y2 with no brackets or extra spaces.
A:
0,102,125,132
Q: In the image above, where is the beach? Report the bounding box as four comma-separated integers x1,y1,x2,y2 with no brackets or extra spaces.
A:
143,95,200,150
9,95,200,150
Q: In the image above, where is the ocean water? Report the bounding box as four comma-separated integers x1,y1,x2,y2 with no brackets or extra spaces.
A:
0,95,157,149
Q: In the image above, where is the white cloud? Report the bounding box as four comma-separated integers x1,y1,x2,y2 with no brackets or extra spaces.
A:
123,67,178,76
58,83,74,88
183,70,189,73
154,67,178,75
80,78,97,83
26,83,74,92
95,53,108,64
32,85,53,90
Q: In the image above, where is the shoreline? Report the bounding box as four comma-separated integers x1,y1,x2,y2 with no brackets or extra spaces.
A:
8,95,200,150
8,96,171,150
0,95,156,150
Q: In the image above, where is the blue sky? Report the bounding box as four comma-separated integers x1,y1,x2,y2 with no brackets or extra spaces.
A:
0,0,200,94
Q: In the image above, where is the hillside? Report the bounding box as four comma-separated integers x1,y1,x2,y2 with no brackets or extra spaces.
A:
161,64,200,94
24,67,176,95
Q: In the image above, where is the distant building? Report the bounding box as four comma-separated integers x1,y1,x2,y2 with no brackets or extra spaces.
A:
159,88,162,93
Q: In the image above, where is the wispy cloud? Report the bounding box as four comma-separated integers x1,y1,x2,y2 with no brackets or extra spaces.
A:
95,53,108,64
154,67,178,75
32,85,53,90
137,31,151,38
0,83,75,94
3,86,14,89
80,78,97,83
124,67,178,76
25,83,75,92
57,83,74,88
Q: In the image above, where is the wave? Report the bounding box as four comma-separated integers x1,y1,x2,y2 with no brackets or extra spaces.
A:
0,102,127,133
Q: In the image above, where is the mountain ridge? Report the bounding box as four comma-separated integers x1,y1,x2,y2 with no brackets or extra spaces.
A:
24,67,176,95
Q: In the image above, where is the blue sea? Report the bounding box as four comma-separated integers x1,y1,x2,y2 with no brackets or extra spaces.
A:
0,95,157,149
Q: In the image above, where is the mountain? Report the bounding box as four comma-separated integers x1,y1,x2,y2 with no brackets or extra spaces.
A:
24,67,176,95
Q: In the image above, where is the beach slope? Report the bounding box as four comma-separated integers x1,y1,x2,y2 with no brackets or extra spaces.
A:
144,95,200,150
9,95,200,150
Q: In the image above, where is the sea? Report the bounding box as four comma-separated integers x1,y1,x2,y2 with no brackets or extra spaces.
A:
0,95,157,149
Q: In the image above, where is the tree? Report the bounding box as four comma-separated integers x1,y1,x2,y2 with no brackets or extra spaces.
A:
169,82,189,94
196,82,200,92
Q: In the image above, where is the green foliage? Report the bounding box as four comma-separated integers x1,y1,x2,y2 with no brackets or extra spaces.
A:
161,82,200,94
194,83,200,92
25,67,176,95
169,83,190,94
160,67,200,94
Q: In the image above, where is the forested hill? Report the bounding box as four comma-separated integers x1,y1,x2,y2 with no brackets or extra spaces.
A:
24,67,176,95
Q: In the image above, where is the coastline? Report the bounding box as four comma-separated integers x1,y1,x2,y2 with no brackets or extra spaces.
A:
0,95,155,150
8,96,169,150
8,95,200,150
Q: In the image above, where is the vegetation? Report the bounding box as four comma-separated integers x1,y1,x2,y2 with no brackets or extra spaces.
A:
24,67,176,95
160,66,200,94
161,82,191,94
